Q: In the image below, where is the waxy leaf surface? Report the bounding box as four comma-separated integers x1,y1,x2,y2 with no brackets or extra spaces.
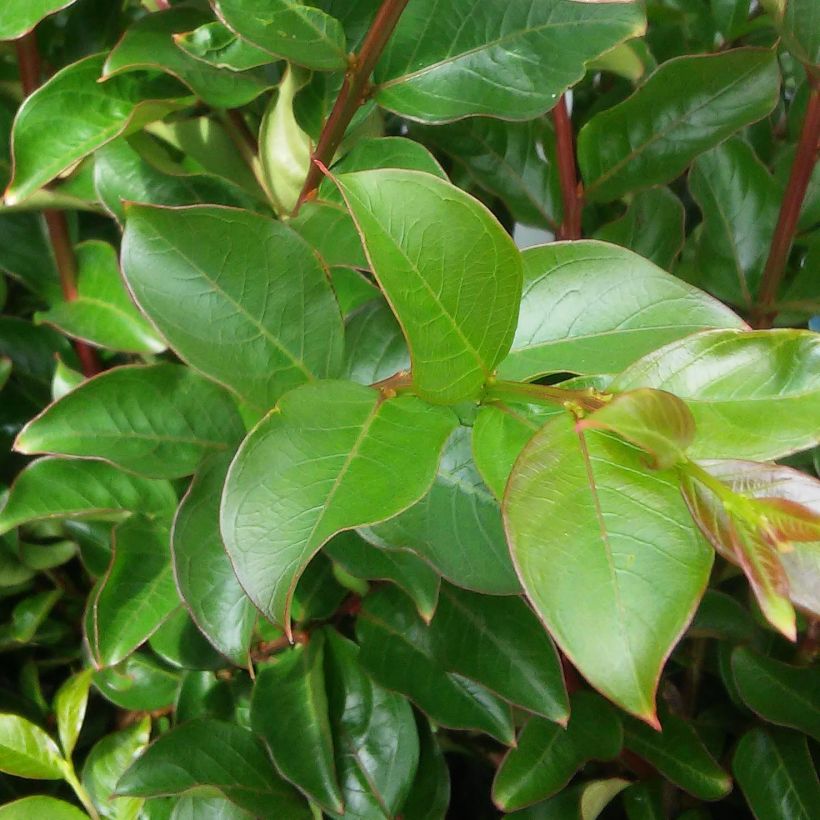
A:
0,0,78,40
0,714,65,779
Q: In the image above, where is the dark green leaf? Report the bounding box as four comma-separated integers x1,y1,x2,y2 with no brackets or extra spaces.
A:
0,213,60,301
507,778,631,820
762,0,819,68
176,672,234,723
93,654,179,711
400,717,450,820
148,608,226,671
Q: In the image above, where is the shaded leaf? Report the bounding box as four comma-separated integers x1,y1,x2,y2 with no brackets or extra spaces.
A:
400,717,450,820
93,654,179,712
343,301,410,386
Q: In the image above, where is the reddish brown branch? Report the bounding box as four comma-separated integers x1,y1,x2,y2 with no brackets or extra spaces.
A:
753,75,820,328
551,95,583,240
294,0,410,212
15,35,100,377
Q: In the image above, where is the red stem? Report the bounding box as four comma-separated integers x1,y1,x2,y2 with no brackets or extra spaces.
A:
294,0,410,213
551,94,583,240
15,34,100,377
753,74,820,328
154,0,171,9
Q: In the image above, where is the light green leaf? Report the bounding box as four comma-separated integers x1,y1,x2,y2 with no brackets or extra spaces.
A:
0,797,86,819
214,0,348,71
289,200,368,271
332,169,522,404
612,329,820,461
497,241,744,382
35,241,165,354
54,669,93,758
734,728,820,819
115,719,310,817
579,49,781,203
374,0,645,122
251,634,341,813
88,516,178,667
172,453,256,666
174,22,274,71
492,692,622,811
171,790,253,819
357,586,515,745
0,0,79,40
504,413,713,722
0,713,65,779
221,380,456,632
52,359,85,401
5,54,190,206
363,425,520,595
121,204,344,412
16,364,244,479
343,301,410,386
0,457,177,536
689,138,780,309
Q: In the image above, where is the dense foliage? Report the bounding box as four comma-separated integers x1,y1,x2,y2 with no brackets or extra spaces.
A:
0,0,818,817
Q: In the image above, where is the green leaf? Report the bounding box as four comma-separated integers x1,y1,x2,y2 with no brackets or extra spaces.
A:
0,713,65,779
171,790,253,819
761,0,819,68
94,138,260,225
504,413,713,723
612,329,820,461
689,590,759,644
0,589,62,648
579,49,781,203
734,728,820,819
121,204,344,412
291,553,346,624
88,516,179,667
507,778,631,820
176,672,234,724
400,717,450,820
213,0,349,71
35,241,165,354
343,301,410,386
578,388,695,470
731,647,820,740
428,584,568,723
0,213,60,301
363,426,520,595
93,654,179,712
172,453,256,666
332,169,523,404
174,22,274,71
251,634,342,813
373,0,645,122
325,531,439,622
622,709,732,800
221,380,456,633
492,692,623,811
0,457,177,536
82,717,151,819
289,201,368,271
323,629,420,819
0,0,78,40
149,608,226,671
116,719,311,817
5,54,190,205
0,797,86,820
104,8,270,108
54,669,93,758
689,138,780,309
16,364,244,479
357,586,515,744
497,241,744,382
593,187,685,271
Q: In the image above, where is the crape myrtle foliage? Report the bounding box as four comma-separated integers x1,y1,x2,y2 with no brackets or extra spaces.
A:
0,1,818,818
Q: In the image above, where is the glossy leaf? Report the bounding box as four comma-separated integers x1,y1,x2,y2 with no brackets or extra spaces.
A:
251,634,342,813
504,413,713,722
689,139,780,309
104,8,269,108
5,54,190,205
363,426,520,595
16,364,244,479
0,713,65,779
172,453,255,666
221,380,455,632
401,717,450,820
148,607,226,672
54,669,93,758
762,0,819,68
332,169,523,404
171,791,253,819
733,728,820,820
428,584,568,723
612,329,820,461
731,647,820,740
343,301,410,386
374,0,645,122
493,692,623,811
622,709,732,800
0,0,78,40
116,719,310,817
0,213,60,300
357,586,515,744
579,49,781,203
121,204,344,412
93,654,179,712
88,516,178,667
213,0,348,71
0,457,177,536
578,388,695,470
498,241,744,382
508,778,631,820
324,629,420,819
174,22,273,71
0,797,86,819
